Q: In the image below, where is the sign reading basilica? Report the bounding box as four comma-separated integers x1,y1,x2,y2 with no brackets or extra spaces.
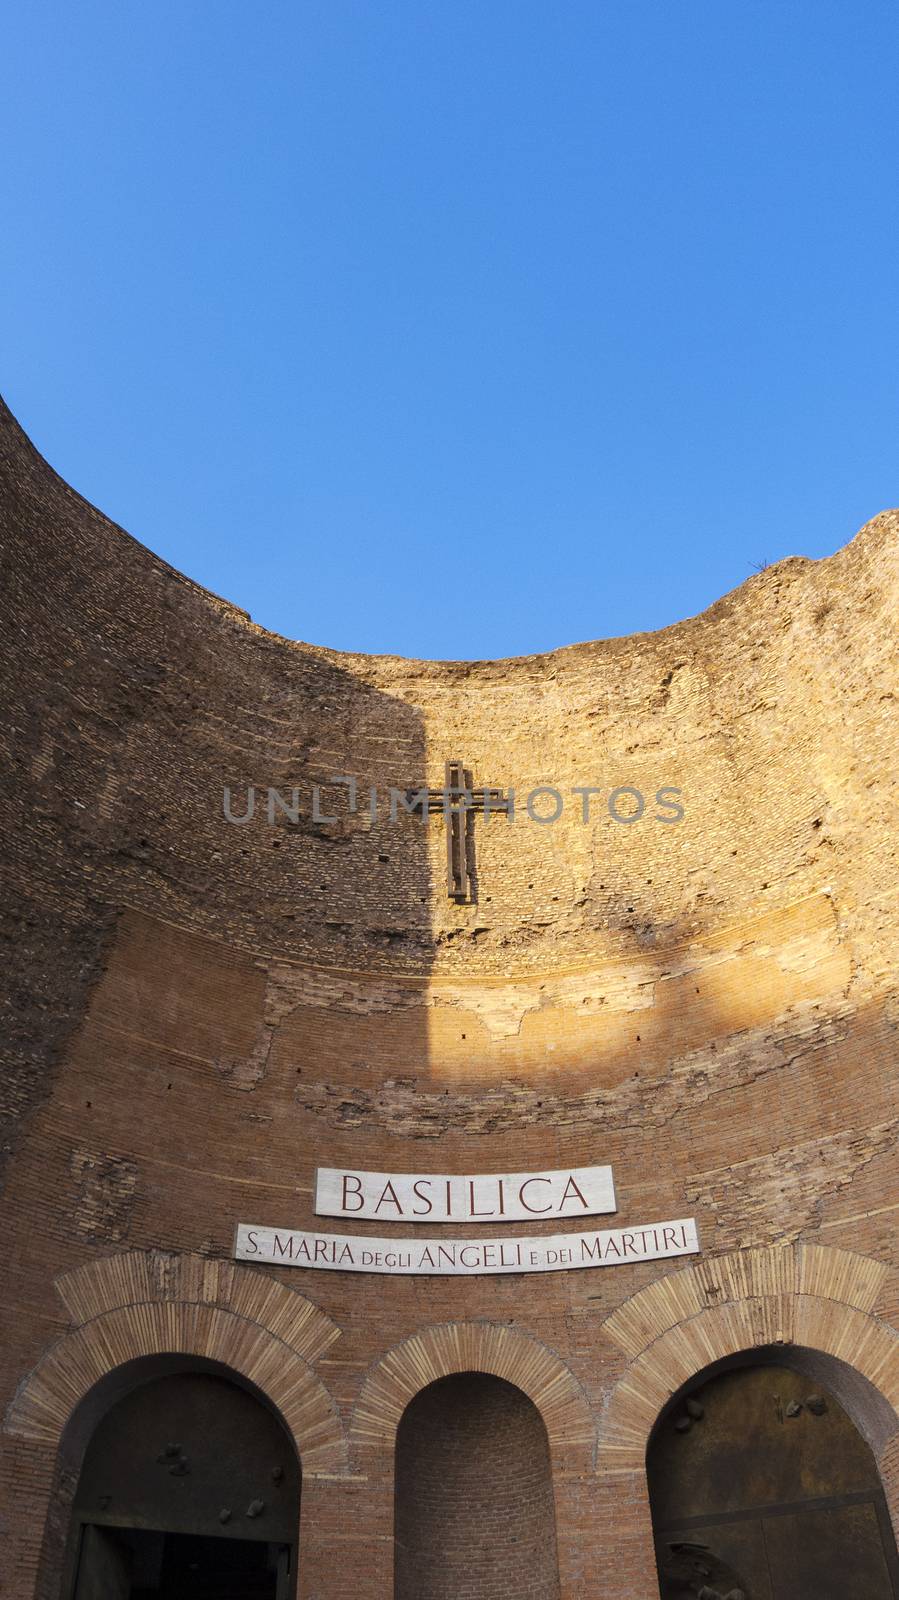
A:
314,1163,617,1223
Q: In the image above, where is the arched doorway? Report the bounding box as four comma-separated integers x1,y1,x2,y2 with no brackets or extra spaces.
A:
394,1372,560,1600
647,1356,899,1599
62,1365,300,1599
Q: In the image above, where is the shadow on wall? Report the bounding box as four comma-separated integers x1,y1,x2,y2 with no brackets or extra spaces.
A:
0,392,442,1188
0,395,440,1600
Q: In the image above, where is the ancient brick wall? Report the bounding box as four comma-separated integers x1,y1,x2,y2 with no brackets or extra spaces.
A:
1,393,898,1599
394,1374,559,1600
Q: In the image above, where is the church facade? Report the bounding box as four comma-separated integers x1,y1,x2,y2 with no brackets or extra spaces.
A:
1,394,898,1598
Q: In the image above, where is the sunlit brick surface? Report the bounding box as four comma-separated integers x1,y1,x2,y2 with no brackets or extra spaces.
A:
1,397,897,1598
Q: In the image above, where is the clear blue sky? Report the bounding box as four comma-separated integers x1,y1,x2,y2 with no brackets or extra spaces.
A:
2,2,897,660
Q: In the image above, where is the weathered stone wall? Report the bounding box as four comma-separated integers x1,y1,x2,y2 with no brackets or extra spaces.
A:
1,393,898,1598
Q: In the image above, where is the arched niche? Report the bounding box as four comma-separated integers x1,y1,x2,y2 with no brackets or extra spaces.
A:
394,1371,560,1600
646,1348,899,1600
59,1355,300,1600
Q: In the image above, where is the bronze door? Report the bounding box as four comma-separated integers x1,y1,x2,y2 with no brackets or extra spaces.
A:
648,1364,899,1600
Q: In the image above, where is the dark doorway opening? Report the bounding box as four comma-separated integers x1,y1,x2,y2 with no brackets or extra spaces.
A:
647,1358,899,1600
74,1525,290,1599
63,1368,300,1600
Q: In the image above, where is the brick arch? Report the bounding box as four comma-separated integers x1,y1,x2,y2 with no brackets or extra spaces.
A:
4,1250,347,1475
352,1319,594,1470
597,1241,899,1533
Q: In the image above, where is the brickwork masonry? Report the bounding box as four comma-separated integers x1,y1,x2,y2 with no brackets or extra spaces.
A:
1,396,898,1597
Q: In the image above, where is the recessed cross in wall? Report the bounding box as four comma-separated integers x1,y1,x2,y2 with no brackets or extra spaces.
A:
409,760,511,902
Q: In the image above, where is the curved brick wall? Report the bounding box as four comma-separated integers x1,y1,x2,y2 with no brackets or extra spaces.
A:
1,393,898,1600
394,1374,559,1600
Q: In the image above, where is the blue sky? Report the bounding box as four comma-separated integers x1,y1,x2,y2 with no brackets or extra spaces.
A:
2,2,897,659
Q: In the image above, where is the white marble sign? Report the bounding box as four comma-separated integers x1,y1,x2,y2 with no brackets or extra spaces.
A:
314,1164,616,1224
234,1217,699,1276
